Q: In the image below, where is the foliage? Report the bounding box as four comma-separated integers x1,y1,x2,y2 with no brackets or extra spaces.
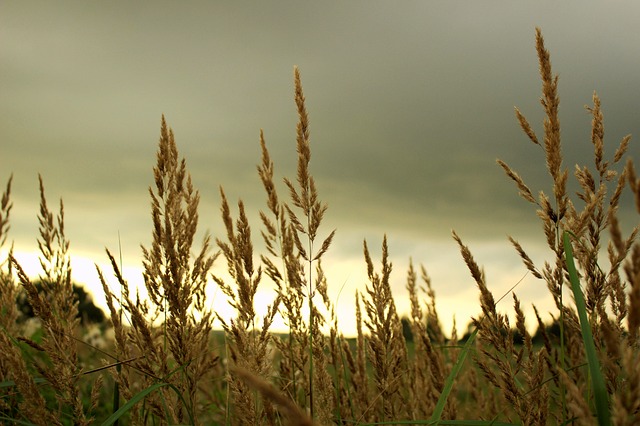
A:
15,280,106,325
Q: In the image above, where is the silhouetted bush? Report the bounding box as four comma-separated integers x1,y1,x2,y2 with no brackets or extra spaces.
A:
16,280,105,325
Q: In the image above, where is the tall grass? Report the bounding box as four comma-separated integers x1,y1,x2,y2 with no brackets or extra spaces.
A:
1,28,639,425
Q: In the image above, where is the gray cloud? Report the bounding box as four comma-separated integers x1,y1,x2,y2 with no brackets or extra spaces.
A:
2,1,639,327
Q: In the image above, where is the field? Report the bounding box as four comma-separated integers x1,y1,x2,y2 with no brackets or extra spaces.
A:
1,28,640,425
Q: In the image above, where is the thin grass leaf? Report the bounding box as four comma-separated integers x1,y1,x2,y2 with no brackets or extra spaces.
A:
100,382,194,426
0,414,37,426
563,231,611,426
428,329,478,425
338,340,357,421
0,378,48,389
357,420,517,426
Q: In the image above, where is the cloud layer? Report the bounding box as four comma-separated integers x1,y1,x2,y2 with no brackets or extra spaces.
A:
2,1,639,334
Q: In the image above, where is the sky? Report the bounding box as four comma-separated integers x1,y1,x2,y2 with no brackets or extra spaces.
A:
2,1,639,337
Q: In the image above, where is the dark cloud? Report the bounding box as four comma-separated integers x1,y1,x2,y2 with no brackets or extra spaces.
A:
2,2,639,327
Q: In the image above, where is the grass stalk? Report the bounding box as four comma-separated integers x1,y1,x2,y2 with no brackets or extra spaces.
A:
428,329,478,425
563,231,611,426
100,382,194,426
308,270,315,421
111,231,123,426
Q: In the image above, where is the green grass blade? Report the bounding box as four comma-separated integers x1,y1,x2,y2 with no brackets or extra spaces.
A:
100,381,194,426
428,329,478,425
100,382,167,426
0,378,48,389
358,420,517,426
431,422,517,426
563,231,611,426
0,413,38,426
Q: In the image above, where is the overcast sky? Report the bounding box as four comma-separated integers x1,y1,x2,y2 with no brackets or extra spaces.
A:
2,1,639,336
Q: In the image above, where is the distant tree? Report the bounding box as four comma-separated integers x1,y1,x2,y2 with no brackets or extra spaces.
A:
458,318,528,345
401,316,413,342
532,318,561,346
511,328,525,345
16,280,105,325
401,315,445,343
458,320,476,343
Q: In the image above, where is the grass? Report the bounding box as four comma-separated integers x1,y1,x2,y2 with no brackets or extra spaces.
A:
1,27,640,425
563,231,610,426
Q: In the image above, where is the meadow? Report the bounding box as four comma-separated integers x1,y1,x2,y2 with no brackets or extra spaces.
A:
1,28,639,425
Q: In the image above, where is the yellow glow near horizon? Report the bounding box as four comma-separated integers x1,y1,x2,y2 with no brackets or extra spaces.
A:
4,244,547,339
